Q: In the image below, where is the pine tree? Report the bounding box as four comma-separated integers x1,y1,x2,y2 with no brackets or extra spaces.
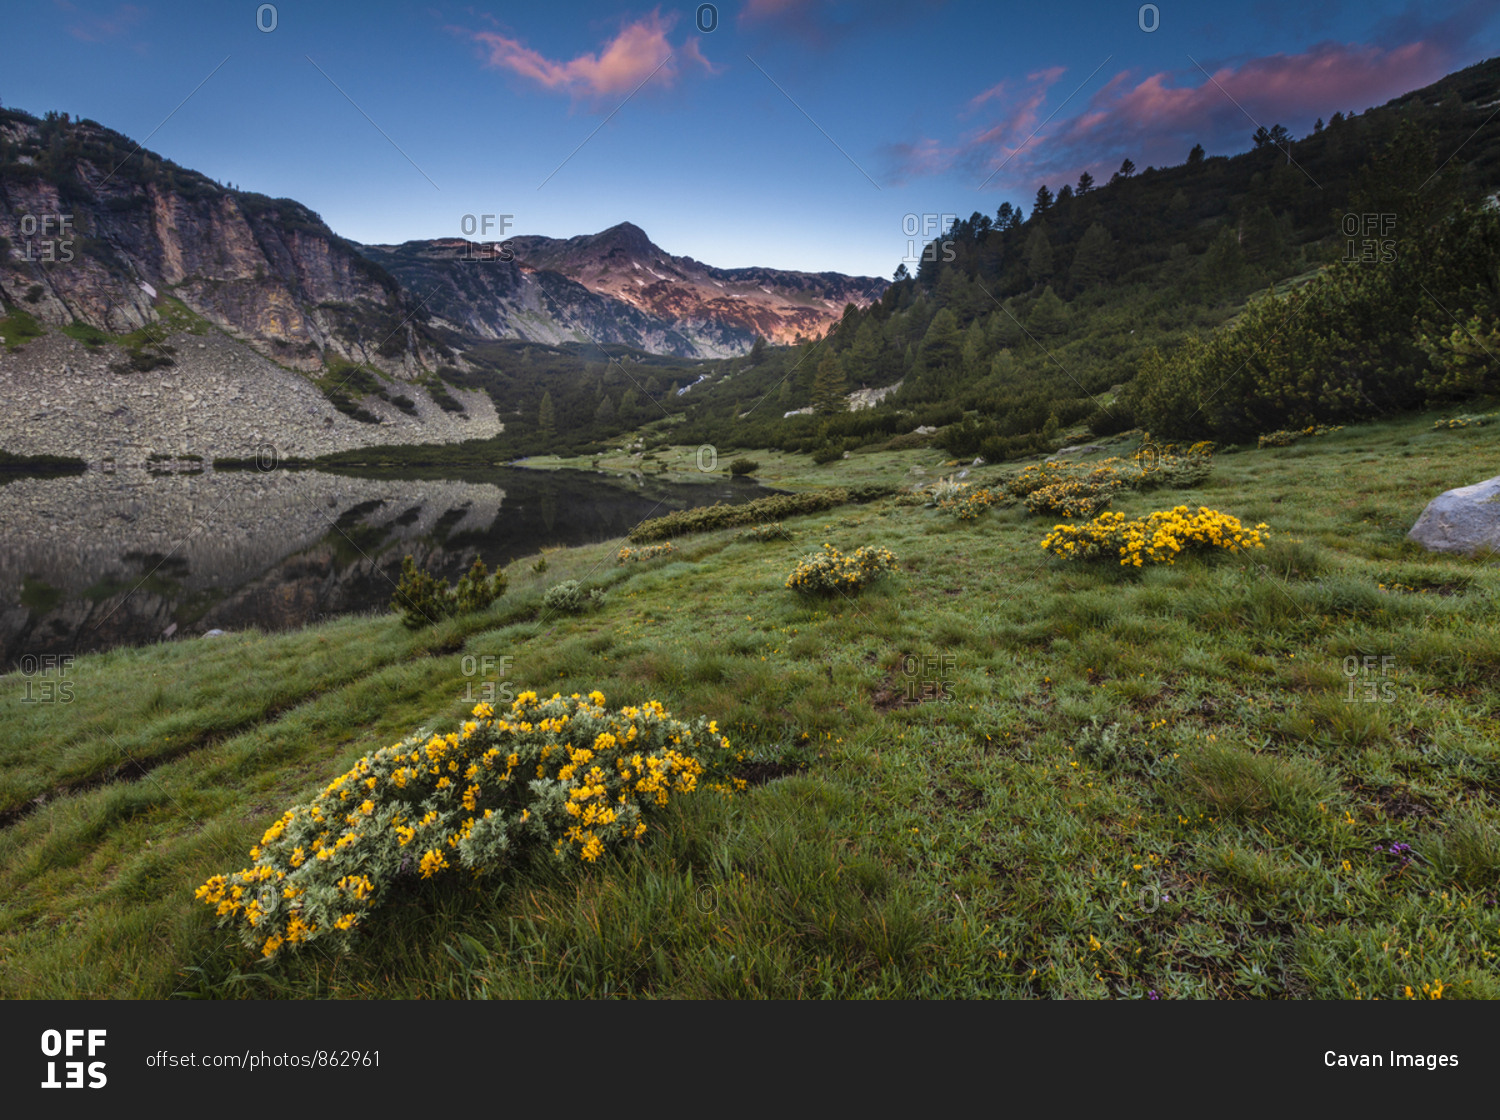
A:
1069,223,1115,291
1242,206,1286,268
594,394,616,425
1202,225,1246,294
919,308,962,371
1025,225,1054,284
1075,171,1094,195
538,390,556,434
960,320,988,379
849,319,882,380
1188,143,1205,165
1040,413,1060,447
1033,184,1054,217
1028,286,1067,337
811,352,848,414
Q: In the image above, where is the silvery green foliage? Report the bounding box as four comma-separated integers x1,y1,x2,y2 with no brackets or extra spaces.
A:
197,692,737,958
542,580,606,614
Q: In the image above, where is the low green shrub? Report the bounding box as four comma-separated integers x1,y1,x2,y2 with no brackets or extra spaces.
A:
628,489,850,542
729,458,760,476
542,579,606,614
739,522,792,542
391,556,506,629
845,483,900,503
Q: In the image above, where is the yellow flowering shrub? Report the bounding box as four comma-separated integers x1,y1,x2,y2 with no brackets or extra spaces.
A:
1433,413,1495,429
1257,424,1343,448
1023,470,1124,517
1041,505,1269,566
1007,446,1214,520
785,543,898,594
196,691,738,959
616,542,676,563
924,475,998,520
1005,461,1076,499
942,487,997,520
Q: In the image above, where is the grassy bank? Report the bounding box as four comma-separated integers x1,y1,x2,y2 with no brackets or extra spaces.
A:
2,409,1498,998
519,432,1073,492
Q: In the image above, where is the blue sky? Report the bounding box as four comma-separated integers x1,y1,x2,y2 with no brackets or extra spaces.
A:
8,1,1500,277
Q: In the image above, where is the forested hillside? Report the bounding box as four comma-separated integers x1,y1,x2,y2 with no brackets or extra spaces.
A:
470,57,1499,464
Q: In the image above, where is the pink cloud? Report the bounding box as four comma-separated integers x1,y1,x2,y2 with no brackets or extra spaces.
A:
679,35,722,77
463,10,716,100
882,137,960,184
968,81,1009,111
54,0,146,43
941,66,1069,180
1000,38,1455,185
738,0,930,51
914,32,1475,195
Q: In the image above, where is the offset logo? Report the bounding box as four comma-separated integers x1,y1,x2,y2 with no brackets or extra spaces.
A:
40,1029,107,1089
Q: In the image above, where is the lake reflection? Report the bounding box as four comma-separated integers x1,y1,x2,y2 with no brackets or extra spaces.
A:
0,465,769,666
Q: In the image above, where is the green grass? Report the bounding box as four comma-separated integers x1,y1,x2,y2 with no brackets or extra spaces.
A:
61,321,111,347
2,409,1499,999
0,308,46,350
530,437,1017,493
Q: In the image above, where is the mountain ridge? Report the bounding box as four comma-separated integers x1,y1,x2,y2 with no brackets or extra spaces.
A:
361,221,888,359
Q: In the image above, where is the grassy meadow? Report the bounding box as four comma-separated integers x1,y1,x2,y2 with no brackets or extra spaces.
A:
2,410,1499,999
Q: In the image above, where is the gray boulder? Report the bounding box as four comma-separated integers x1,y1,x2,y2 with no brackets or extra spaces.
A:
1408,475,1500,555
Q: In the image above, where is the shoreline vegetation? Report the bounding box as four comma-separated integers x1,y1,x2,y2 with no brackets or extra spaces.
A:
2,409,1499,998
0,449,86,481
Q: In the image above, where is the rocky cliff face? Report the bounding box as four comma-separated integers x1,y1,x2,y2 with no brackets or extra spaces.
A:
0,109,445,376
0,327,501,463
357,237,706,356
362,222,888,359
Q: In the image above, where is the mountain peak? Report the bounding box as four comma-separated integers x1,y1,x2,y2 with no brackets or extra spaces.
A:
595,221,655,254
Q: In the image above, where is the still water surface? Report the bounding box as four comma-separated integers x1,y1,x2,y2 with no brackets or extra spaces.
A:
0,464,770,667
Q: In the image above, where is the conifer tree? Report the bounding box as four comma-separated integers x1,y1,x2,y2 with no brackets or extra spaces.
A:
811,352,848,414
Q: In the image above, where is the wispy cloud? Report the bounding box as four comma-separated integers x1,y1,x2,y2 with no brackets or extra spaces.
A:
460,10,716,101
54,0,146,44
885,65,1066,186
990,37,1459,187
738,0,936,51
890,10,1487,197
882,136,960,184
